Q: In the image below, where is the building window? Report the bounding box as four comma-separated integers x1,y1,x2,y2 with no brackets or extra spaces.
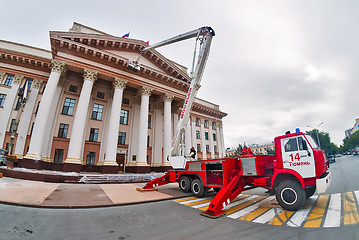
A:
15,98,22,110
42,83,47,93
89,128,99,142
62,98,76,115
197,144,201,153
118,132,126,145
213,133,216,141
97,91,105,99
148,115,151,129
147,136,150,147
35,101,40,115
212,122,216,130
54,149,64,163
122,98,130,105
204,120,208,128
4,75,14,86
195,118,200,126
91,103,104,120
69,85,78,93
86,152,96,165
58,124,69,138
30,122,34,136
9,119,16,132
214,145,218,153
196,130,201,139
26,79,33,90
120,110,129,125
206,145,210,153
205,132,209,140
0,94,6,107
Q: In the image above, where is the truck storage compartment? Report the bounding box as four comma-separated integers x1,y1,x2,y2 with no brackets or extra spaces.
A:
206,161,223,186
240,155,274,176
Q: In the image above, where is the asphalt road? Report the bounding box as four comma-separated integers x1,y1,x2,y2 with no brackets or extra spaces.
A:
0,155,358,240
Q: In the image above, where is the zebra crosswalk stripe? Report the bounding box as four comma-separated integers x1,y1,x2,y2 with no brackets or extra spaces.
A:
173,191,359,228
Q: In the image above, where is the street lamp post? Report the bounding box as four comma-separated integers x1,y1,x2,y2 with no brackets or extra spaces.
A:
307,122,323,150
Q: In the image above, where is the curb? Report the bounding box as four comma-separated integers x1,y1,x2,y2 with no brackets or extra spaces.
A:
0,195,186,209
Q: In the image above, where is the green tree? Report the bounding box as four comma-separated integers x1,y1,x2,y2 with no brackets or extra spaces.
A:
235,144,243,156
306,130,338,154
341,131,359,153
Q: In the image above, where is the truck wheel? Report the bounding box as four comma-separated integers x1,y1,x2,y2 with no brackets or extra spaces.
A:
305,186,316,199
191,179,208,198
276,180,306,211
179,176,191,193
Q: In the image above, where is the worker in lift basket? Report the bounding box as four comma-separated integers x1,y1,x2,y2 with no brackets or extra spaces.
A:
189,147,196,159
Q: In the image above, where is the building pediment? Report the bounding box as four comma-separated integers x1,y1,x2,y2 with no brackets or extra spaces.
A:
50,23,191,89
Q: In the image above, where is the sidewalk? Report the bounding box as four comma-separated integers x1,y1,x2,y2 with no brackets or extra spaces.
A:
0,176,191,208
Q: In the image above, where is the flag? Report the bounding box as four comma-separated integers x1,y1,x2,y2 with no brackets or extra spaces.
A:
122,31,130,38
146,41,150,45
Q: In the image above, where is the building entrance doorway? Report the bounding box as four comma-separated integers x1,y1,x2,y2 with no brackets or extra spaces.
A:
116,154,126,172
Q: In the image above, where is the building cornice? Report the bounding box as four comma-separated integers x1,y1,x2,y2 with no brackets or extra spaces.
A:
49,31,191,85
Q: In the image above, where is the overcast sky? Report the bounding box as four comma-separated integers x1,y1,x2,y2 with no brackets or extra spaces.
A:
1,0,358,148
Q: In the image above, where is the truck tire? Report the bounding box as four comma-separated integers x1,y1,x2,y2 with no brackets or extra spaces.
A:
276,180,306,211
305,186,316,199
179,176,192,193
191,179,208,198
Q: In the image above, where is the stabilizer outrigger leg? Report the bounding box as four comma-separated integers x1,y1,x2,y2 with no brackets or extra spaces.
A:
136,172,170,192
201,171,244,218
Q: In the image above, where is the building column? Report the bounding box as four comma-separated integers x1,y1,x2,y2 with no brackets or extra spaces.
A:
209,121,215,159
102,77,127,174
200,119,207,160
14,79,43,158
0,74,23,148
162,93,173,166
190,116,197,160
218,122,225,158
64,68,98,172
152,101,163,170
135,86,152,172
25,60,66,168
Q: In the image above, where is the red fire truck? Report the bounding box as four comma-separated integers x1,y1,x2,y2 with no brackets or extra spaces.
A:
129,27,331,218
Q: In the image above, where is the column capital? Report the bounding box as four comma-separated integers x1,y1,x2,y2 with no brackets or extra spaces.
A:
50,60,66,74
139,85,153,96
0,71,5,82
13,75,24,85
83,68,98,83
162,93,174,102
32,79,43,89
114,77,127,89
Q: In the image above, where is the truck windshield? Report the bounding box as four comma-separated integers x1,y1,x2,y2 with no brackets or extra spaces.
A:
305,134,319,150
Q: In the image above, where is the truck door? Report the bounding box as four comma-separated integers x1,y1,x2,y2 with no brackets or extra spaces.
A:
281,136,315,178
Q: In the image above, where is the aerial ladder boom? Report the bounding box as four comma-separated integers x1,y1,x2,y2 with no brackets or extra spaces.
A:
127,26,215,169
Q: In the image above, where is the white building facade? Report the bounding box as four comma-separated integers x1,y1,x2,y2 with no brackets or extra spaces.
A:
0,23,227,173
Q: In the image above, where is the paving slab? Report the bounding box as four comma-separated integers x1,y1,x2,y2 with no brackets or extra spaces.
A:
0,177,59,205
41,184,114,207
100,183,191,205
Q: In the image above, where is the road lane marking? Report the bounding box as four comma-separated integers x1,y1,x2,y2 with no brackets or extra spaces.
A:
227,196,275,219
323,193,341,228
304,195,329,228
253,208,283,224
268,210,295,225
343,192,359,225
198,195,253,211
173,197,197,203
174,191,359,228
287,196,318,227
